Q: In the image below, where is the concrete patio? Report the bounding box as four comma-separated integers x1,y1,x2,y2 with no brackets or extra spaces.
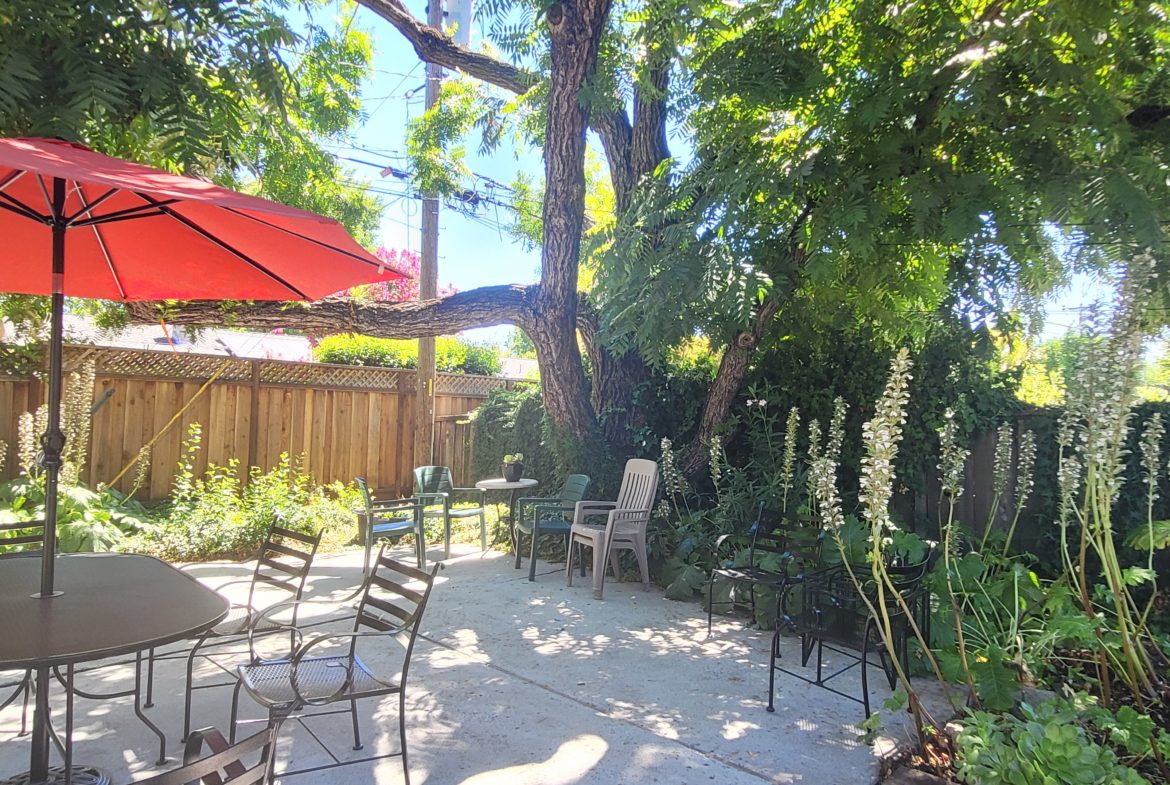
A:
0,545,911,784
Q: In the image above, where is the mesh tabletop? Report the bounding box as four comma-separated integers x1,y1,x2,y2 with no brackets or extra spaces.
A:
0,553,229,669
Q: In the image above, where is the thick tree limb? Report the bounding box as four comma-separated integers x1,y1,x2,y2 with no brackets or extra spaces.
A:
356,0,535,94
126,284,538,338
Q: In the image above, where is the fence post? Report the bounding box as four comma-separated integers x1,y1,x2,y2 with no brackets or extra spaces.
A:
247,359,262,471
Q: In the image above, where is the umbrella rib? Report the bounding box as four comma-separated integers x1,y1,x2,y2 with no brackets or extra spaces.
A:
0,169,27,193
70,200,176,227
0,192,49,223
63,187,118,224
222,207,390,271
36,175,55,219
75,183,128,301
133,192,309,300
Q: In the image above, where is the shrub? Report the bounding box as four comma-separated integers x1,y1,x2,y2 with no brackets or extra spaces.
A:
124,424,362,560
471,385,558,490
314,334,501,376
0,476,151,553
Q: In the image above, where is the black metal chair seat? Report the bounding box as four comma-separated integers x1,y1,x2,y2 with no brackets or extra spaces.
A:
768,552,933,718
180,523,322,742
230,548,439,785
707,502,822,635
238,654,390,708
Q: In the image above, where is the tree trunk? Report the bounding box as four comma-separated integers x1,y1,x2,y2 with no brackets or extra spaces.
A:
681,297,782,477
577,303,648,448
527,0,614,438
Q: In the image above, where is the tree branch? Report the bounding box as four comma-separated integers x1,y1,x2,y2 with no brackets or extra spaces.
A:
125,285,538,338
356,0,536,94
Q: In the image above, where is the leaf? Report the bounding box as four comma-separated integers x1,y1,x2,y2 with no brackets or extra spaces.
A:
972,644,1019,712
665,564,708,600
1121,566,1156,587
1125,521,1170,551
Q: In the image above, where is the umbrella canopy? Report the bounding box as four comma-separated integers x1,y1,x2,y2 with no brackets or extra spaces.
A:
0,136,406,599
0,137,402,300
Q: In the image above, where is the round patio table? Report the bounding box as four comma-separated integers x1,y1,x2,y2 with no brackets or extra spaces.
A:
0,553,230,785
475,478,538,567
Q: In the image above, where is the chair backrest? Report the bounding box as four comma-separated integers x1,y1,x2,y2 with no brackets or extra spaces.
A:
0,519,46,558
559,474,592,504
614,459,658,512
354,547,441,683
246,522,322,609
131,726,275,785
749,502,822,568
356,475,375,508
414,465,454,495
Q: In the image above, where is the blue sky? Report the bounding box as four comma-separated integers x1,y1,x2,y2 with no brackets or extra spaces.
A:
307,2,543,344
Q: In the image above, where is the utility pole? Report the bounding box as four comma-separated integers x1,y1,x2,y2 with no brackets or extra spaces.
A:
415,0,443,474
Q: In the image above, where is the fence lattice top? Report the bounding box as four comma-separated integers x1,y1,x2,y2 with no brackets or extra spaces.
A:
59,345,528,395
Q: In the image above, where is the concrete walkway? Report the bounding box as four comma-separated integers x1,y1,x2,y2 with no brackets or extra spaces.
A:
0,545,907,784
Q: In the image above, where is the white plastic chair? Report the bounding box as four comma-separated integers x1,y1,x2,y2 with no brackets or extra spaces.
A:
566,459,659,599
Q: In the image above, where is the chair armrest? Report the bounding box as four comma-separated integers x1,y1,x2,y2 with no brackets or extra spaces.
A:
573,500,616,525
451,487,487,504
289,631,403,705
713,534,739,567
517,495,556,506
367,497,423,511
533,503,575,518
605,507,652,524
245,588,365,660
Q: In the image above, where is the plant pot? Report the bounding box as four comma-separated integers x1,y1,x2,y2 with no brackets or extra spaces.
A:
502,462,523,482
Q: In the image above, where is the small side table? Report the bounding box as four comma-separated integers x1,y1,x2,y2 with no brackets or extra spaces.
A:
475,478,538,566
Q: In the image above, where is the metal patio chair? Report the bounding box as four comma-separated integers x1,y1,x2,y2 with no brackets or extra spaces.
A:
0,518,47,736
566,459,659,600
357,476,426,574
178,522,322,741
706,501,823,635
130,727,277,785
514,474,591,581
229,546,440,785
767,549,934,717
414,465,487,558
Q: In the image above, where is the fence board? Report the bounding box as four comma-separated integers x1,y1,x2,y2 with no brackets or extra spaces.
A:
0,346,521,501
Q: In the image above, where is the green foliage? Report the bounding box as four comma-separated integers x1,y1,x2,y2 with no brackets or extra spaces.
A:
598,0,1170,364
313,334,502,376
471,386,560,491
127,424,360,560
956,696,1152,785
0,476,150,553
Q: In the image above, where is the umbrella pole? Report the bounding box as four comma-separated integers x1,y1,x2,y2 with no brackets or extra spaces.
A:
35,177,67,600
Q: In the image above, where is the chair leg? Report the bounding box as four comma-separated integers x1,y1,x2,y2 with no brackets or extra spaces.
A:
766,629,780,713
592,538,607,599
861,619,874,718
182,634,207,742
444,515,452,560
144,647,156,708
706,576,715,636
480,508,487,552
350,699,363,751
399,687,411,785
513,524,523,570
528,528,540,582
565,534,576,586
635,537,650,591
20,673,30,736
579,541,587,577
229,679,244,744
607,546,622,584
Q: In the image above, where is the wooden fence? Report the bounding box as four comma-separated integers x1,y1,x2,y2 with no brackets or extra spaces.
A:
0,345,526,500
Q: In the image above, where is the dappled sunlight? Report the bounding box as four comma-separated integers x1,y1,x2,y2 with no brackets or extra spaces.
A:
720,719,758,740
456,735,608,785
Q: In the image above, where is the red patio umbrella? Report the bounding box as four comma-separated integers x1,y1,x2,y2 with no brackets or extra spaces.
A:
0,137,405,598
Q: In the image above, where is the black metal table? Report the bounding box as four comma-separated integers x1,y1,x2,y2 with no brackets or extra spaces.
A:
0,553,229,785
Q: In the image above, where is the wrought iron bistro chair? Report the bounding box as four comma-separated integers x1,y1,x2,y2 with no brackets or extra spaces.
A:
567,459,659,600
414,465,487,559
514,474,591,582
767,549,934,718
356,476,426,574
706,502,823,635
0,518,47,735
179,523,322,742
229,547,440,785
130,727,277,785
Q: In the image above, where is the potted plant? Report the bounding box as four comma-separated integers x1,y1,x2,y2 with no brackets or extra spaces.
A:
501,453,525,482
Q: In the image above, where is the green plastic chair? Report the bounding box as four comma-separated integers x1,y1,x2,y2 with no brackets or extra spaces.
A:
356,477,426,574
514,474,591,582
413,466,487,558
